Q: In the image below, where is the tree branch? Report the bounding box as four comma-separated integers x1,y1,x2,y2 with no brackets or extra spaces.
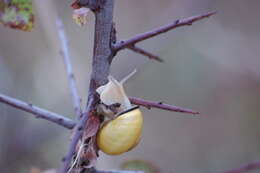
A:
59,0,115,172
113,11,216,51
217,160,260,173
127,45,163,62
0,93,76,129
56,18,82,120
130,97,199,114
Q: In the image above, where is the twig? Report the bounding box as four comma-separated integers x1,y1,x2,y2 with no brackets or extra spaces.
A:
59,98,94,173
217,160,260,173
127,45,163,62
56,17,82,120
130,97,199,114
0,93,76,129
113,11,216,51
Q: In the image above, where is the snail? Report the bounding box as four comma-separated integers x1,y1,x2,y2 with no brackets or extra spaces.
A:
96,70,143,155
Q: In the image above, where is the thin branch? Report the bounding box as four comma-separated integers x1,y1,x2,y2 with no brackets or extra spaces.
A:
217,160,260,173
56,17,82,120
0,93,76,129
113,11,216,51
59,98,94,173
127,45,163,62
130,97,199,114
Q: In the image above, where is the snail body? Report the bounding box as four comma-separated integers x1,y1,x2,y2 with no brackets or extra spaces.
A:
96,70,143,155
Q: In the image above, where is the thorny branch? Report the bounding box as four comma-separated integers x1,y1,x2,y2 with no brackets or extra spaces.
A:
59,0,115,172
113,11,216,51
56,18,82,120
0,93,75,129
0,92,199,131
130,97,199,114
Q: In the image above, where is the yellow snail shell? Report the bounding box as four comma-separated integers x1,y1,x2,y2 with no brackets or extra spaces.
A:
97,106,143,155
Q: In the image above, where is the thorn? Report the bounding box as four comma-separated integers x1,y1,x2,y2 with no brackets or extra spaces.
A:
174,19,180,25
78,126,83,131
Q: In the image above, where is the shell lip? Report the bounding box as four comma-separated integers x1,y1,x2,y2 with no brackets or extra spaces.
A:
118,106,140,116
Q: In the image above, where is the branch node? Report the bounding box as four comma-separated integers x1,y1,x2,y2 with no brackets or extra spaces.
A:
78,126,83,131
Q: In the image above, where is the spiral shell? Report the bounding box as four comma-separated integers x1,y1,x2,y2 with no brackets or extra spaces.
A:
97,106,143,155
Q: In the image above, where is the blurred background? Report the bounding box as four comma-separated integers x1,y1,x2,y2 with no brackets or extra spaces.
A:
1,0,260,172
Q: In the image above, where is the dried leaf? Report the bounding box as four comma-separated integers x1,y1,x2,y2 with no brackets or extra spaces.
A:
0,0,34,31
81,136,98,168
83,115,100,139
73,136,98,172
72,7,90,26
72,113,100,171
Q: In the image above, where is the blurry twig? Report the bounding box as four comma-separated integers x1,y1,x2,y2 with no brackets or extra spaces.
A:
56,17,82,120
217,160,260,173
130,97,199,114
0,93,76,129
113,11,216,51
127,45,163,62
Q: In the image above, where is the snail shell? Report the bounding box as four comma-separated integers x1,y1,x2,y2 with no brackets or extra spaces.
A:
97,106,143,155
